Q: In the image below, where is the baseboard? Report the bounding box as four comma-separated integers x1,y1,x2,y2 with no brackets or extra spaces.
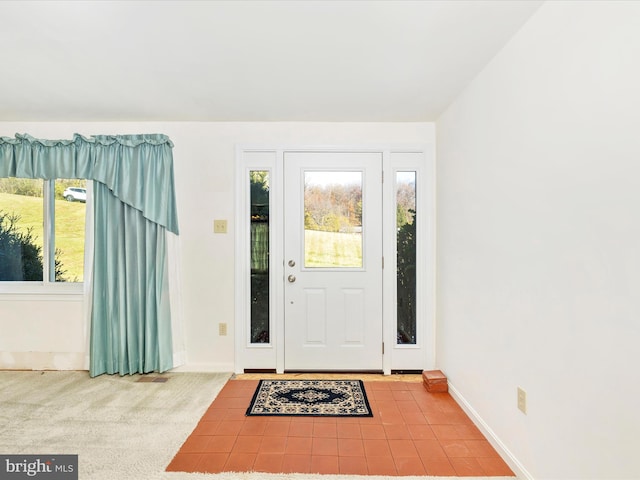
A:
0,351,85,371
172,350,187,369
448,382,534,480
170,362,234,373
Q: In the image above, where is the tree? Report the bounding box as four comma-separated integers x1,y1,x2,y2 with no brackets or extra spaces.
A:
396,209,416,344
249,172,270,342
397,203,409,228
0,211,66,281
396,181,416,228
303,182,362,232
250,172,269,221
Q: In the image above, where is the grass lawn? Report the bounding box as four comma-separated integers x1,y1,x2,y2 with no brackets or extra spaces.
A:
304,229,362,267
0,192,86,282
1,193,361,278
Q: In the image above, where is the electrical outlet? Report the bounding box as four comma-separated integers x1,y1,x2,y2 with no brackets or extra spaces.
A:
219,323,227,336
517,387,527,414
214,219,227,234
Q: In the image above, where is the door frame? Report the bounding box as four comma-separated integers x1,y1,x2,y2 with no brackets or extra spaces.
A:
234,145,435,374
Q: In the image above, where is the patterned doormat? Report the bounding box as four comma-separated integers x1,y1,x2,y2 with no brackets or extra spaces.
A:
246,379,373,417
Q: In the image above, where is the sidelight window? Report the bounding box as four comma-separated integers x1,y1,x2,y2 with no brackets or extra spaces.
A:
396,171,416,344
250,171,270,343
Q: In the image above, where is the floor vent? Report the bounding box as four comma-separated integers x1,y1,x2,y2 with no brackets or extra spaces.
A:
136,376,169,383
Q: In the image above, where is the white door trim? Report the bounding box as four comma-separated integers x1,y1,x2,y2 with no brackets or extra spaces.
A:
235,144,435,375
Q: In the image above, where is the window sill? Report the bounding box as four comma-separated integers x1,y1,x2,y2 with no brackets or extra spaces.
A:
0,282,84,300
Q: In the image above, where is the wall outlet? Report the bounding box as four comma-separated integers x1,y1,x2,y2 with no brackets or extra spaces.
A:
214,219,227,233
218,323,227,336
517,387,527,414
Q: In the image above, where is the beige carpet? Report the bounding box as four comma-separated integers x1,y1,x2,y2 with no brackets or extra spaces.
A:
0,371,517,480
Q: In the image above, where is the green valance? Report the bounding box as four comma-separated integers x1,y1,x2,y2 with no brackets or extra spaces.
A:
0,133,179,234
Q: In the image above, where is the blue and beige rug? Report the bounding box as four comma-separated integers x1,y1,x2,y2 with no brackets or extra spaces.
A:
246,379,373,417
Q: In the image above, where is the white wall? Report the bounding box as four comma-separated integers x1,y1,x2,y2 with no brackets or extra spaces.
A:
436,2,640,479
0,122,433,372
0,294,85,370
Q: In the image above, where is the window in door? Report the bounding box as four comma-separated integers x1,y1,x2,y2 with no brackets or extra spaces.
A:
303,171,363,268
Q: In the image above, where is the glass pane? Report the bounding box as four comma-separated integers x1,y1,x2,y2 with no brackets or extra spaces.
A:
54,180,87,282
396,172,416,344
0,178,44,281
304,171,362,268
250,171,270,343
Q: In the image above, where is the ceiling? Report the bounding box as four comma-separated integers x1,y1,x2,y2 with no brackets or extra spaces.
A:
0,1,542,122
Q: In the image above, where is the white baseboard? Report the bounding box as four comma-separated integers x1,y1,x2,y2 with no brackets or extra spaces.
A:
448,382,534,480
169,362,234,373
172,350,187,369
0,351,85,371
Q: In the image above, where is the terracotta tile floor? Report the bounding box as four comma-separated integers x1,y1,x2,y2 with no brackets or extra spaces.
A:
166,376,515,477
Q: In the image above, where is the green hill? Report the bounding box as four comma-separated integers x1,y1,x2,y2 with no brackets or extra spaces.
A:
0,192,86,282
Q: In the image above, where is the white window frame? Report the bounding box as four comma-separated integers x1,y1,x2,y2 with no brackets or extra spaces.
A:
234,150,280,371
382,152,436,371
0,179,92,296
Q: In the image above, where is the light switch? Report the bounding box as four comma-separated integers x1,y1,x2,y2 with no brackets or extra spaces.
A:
517,387,527,414
214,219,227,234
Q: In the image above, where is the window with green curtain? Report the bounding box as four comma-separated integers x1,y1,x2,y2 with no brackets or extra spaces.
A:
0,133,179,376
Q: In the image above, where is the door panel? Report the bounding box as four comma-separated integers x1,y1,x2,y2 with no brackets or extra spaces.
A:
284,152,382,370
304,288,327,344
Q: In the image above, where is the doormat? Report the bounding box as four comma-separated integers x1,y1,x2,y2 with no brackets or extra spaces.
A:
246,379,373,417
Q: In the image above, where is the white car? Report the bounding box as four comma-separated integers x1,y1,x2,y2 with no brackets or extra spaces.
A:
63,187,86,202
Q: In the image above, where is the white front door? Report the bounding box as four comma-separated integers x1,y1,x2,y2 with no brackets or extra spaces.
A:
284,152,383,371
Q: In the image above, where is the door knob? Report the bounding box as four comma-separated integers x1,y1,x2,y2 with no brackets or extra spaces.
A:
287,274,296,283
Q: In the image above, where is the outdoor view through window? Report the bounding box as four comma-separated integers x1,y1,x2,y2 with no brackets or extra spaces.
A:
248,169,418,346
304,171,363,268
0,177,86,282
250,171,270,343
396,172,417,344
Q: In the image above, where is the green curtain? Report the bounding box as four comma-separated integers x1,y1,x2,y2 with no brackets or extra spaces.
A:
0,133,179,376
90,183,174,375
0,134,179,234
